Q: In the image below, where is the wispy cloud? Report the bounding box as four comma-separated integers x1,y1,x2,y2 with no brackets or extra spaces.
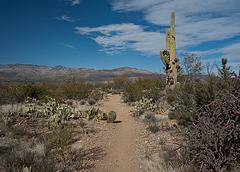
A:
193,42,240,62
66,0,81,6
191,42,240,73
111,0,240,50
63,43,77,49
55,15,74,22
110,0,240,73
75,0,240,72
218,42,240,62
75,23,164,55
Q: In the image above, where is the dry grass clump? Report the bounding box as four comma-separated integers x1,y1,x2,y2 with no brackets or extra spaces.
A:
1,139,55,172
139,145,191,172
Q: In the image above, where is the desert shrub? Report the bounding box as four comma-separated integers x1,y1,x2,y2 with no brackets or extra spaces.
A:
2,140,55,172
22,83,48,100
89,88,106,101
179,53,203,84
184,73,240,171
147,123,160,133
80,100,86,105
140,146,191,172
87,99,96,106
166,82,197,125
45,124,73,163
93,81,111,93
60,73,92,100
194,76,218,109
111,76,132,91
0,82,16,104
0,112,15,127
111,89,122,94
167,74,221,126
0,82,48,104
142,112,156,124
123,77,162,103
216,58,232,90
166,53,210,125
60,81,92,100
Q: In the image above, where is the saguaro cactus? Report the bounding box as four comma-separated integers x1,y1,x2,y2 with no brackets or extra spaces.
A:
160,12,181,89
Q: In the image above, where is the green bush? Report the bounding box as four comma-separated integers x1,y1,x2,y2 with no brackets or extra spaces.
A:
112,76,132,91
194,77,216,109
123,77,162,103
0,82,49,104
166,82,196,125
45,124,73,163
168,57,235,126
89,88,106,101
60,80,92,100
166,76,220,126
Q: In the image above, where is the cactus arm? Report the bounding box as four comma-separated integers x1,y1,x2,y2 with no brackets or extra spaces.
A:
160,51,164,61
176,64,182,72
160,51,167,66
174,57,179,63
160,51,170,66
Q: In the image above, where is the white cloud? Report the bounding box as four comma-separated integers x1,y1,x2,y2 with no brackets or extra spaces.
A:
193,42,240,62
63,43,77,49
67,0,81,6
111,0,167,11
189,42,240,73
218,43,240,62
75,0,240,70
109,0,240,72
111,0,240,53
55,15,74,22
75,23,165,55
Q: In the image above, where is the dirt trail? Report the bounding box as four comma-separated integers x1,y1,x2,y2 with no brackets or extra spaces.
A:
94,94,140,172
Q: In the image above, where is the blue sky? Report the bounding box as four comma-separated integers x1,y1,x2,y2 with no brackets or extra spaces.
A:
1,0,240,73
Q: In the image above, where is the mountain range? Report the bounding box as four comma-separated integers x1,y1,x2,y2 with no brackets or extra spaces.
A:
0,64,160,82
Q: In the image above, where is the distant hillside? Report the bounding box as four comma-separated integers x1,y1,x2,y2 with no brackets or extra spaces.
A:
0,64,160,82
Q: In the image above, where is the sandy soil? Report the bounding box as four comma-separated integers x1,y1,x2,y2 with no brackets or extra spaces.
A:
1,94,168,172
93,94,142,172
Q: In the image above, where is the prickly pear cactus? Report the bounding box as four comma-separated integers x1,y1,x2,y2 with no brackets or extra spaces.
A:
160,12,182,89
22,106,36,117
97,111,108,120
1,112,13,126
134,97,159,114
80,107,108,120
43,98,74,128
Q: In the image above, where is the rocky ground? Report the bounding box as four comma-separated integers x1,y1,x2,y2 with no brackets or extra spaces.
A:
73,94,178,172
0,94,179,172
